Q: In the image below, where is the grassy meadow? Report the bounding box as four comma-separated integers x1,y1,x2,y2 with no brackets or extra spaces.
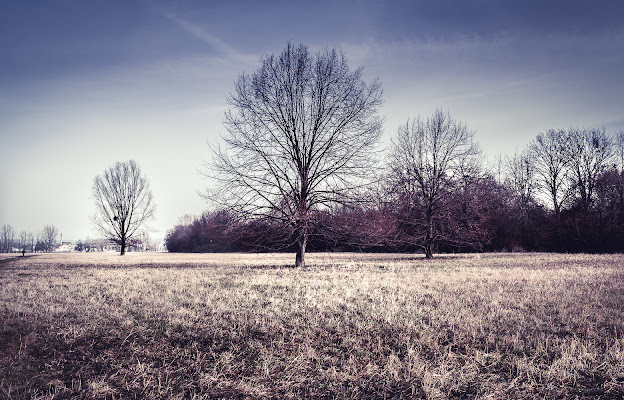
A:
1,252,623,399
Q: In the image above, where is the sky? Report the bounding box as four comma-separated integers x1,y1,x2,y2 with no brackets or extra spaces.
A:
1,0,624,243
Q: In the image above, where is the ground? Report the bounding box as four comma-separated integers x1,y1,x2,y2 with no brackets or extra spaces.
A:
1,252,623,399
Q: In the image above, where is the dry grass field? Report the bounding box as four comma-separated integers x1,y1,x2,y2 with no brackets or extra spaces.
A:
1,252,623,399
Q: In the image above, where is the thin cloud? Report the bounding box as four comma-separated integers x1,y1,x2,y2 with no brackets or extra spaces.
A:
156,8,241,59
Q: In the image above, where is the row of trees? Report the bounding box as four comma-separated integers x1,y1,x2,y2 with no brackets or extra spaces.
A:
498,127,624,252
167,123,624,256
0,223,155,254
165,42,624,265
0,224,59,253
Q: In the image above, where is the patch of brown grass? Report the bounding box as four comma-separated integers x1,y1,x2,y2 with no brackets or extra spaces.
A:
1,252,623,399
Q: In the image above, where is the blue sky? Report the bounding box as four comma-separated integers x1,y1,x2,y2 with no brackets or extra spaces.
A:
1,0,623,243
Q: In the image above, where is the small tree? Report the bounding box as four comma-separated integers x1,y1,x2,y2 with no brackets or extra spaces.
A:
35,240,47,252
205,43,383,267
92,160,155,255
41,225,58,252
18,230,30,253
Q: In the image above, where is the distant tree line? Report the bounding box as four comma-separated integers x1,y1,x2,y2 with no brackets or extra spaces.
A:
0,224,59,253
167,125,624,255
0,223,155,254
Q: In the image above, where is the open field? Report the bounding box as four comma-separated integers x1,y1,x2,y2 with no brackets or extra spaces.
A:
1,252,623,399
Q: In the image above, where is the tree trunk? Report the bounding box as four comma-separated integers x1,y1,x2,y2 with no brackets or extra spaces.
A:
295,234,307,268
424,209,434,259
120,237,126,256
424,244,433,259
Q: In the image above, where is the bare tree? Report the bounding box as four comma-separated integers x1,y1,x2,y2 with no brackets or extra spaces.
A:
41,225,58,252
18,230,30,253
490,153,506,184
388,109,481,258
530,129,573,217
505,147,538,208
92,160,155,255
28,231,34,253
615,131,624,174
531,128,614,214
205,43,383,267
564,127,613,211
1,224,15,253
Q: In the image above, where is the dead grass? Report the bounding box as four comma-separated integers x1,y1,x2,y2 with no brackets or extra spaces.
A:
1,252,623,399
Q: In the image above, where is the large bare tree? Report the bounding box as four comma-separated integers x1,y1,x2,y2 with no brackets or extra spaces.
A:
388,109,481,258
205,43,383,267
92,160,155,255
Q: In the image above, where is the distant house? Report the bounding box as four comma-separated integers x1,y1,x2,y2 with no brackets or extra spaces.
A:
55,242,75,252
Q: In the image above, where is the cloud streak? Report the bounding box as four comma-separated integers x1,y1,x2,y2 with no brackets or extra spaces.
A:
156,8,247,61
